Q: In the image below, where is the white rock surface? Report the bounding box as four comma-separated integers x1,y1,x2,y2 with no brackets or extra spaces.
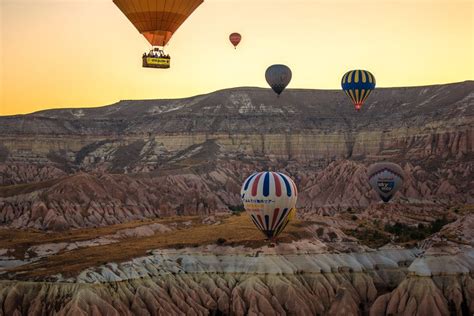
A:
77,248,420,283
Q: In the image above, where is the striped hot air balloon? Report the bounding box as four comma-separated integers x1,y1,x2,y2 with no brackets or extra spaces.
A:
241,171,298,240
367,162,404,203
341,70,376,111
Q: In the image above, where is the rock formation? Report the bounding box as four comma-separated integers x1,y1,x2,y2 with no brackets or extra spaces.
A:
0,247,472,315
0,82,472,315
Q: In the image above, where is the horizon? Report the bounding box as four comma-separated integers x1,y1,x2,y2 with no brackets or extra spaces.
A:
1,80,472,117
1,0,473,115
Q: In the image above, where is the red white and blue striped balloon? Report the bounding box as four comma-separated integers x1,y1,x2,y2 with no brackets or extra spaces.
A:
241,171,298,240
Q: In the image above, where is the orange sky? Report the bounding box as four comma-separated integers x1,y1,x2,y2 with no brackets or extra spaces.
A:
1,0,473,115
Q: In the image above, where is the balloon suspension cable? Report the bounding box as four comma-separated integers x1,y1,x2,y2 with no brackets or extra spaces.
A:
268,234,277,243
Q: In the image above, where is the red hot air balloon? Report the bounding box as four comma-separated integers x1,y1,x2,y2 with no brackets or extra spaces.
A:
229,33,242,49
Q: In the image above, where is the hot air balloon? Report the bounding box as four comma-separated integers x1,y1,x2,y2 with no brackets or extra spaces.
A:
241,171,298,240
113,0,204,69
265,64,292,96
229,33,242,49
341,70,376,111
367,162,404,203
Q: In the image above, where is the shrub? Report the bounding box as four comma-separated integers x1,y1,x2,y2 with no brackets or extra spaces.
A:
430,216,449,233
327,232,338,240
227,204,245,213
316,227,324,237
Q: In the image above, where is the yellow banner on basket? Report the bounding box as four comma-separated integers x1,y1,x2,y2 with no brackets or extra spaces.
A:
146,58,170,65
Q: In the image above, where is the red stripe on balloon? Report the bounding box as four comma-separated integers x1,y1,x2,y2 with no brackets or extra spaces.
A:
252,173,263,196
272,172,282,197
271,208,280,230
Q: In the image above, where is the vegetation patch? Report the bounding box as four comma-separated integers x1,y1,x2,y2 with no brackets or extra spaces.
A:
346,215,454,248
345,227,391,248
383,216,452,243
228,204,245,215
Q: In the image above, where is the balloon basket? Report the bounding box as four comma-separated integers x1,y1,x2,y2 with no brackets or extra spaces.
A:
267,237,277,247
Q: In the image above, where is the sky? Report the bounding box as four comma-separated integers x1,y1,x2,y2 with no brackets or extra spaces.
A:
0,0,473,115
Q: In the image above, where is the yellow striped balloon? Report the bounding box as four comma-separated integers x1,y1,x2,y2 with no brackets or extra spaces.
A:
341,70,376,111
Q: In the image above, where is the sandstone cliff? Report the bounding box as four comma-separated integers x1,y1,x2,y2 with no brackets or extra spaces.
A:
0,81,472,164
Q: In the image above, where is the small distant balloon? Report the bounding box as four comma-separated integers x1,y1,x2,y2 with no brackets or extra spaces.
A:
367,162,404,203
341,70,376,111
241,171,298,240
265,64,292,96
229,33,241,49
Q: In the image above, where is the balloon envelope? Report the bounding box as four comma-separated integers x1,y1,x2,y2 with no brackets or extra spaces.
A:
113,0,204,46
341,70,376,111
367,162,404,203
229,33,242,48
241,171,298,240
265,64,292,96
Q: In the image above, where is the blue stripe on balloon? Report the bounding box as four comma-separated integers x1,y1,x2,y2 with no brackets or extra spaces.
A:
264,215,270,230
263,172,270,197
277,173,292,197
342,81,375,90
243,173,258,191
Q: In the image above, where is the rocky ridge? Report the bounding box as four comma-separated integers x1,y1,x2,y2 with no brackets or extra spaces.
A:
0,158,471,230
0,245,472,315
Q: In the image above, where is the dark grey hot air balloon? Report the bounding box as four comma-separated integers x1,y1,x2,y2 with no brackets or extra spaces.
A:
367,162,404,203
265,64,292,96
